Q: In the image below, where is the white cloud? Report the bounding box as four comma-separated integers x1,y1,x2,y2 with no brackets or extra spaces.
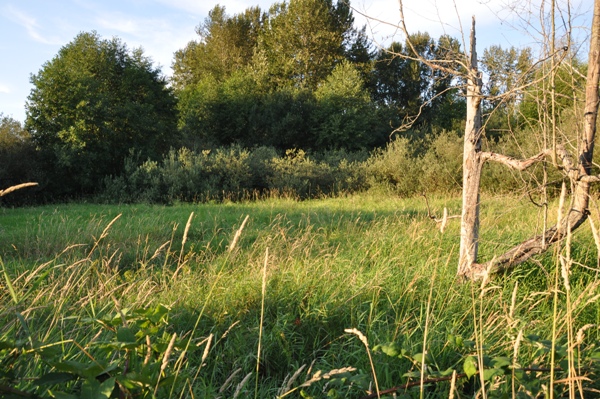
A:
0,84,10,94
2,5,63,45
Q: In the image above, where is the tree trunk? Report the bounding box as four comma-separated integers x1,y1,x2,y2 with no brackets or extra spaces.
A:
461,0,600,280
457,17,484,278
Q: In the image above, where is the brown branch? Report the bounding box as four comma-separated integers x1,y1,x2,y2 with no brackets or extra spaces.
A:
422,193,460,233
0,384,39,398
0,182,38,197
358,367,568,399
480,150,551,171
358,373,468,399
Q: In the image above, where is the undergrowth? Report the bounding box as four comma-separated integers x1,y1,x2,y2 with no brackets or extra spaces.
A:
0,193,599,398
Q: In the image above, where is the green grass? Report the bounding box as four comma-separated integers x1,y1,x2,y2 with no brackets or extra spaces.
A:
1,193,599,398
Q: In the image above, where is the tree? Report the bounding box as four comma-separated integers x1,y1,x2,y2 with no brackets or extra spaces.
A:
0,114,41,200
383,0,599,280
172,5,265,91
313,60,382,149
257,0,357,90
371,34,465,132
26,32,177,196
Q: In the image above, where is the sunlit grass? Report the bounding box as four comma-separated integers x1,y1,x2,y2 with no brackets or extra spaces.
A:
1,193,599,397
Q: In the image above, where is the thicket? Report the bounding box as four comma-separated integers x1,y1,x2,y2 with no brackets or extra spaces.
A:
99,125,566,204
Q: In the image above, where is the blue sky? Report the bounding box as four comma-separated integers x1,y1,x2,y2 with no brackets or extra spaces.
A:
0,0,593,123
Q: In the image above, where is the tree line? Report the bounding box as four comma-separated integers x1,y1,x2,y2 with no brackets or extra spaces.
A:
0,0,587,203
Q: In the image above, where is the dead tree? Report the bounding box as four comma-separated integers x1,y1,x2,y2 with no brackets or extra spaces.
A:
465,0,600,280
378,0,600,280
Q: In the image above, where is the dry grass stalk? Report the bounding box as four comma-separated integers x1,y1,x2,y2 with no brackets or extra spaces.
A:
87,214,122,257
344,328,379,398
144,335,152,366
256,247,269,398
0,182,38,197
278,364,307,396
448,370,456,399
161,332,177,374
178,212,194,263
588,216,600,264
233,372,253,398
219,368,242,393
228,215,250,252
200,333,213,364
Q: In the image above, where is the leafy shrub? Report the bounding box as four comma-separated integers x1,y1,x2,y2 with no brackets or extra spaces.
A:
364,137,421,196
267,149,336,198
419,131,463,194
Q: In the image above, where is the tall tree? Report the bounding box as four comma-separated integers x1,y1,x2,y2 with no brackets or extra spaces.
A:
257,0,352,90
0,114,40,198
371,33,464,131
172,5,265,91
26,31,177,196
312,60,381,149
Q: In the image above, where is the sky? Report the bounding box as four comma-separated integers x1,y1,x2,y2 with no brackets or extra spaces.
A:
0,0,593,123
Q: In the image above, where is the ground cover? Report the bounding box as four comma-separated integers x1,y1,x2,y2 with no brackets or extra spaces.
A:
1,193,599,398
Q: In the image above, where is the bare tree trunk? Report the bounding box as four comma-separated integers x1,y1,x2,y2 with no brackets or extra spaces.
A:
462,0,600,280
457,18,484,277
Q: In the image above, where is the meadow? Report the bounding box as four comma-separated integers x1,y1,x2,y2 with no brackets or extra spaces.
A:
1,193,599,398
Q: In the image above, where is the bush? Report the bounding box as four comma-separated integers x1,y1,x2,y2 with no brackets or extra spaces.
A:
364,137,421,196
419,131,463,194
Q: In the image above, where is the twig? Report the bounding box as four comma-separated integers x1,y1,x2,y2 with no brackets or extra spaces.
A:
358,373,468,399
422,193,460,233
358,367,568,399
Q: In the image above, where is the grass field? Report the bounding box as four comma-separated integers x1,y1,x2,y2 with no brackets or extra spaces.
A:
1,193,599,398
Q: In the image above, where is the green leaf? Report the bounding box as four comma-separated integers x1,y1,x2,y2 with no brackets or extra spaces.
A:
438,367,455,377
97,377,116,399
402,371,421,378
53,361,91,376
36,372,77,386
412,352,431,364
463,356,478,378
483,367,504,381
373,342,402,357
492,356,511,369
81,377,115,399
116,327,136,343
1,261,18,304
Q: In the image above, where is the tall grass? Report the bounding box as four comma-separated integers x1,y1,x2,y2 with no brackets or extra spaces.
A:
1,193,599,397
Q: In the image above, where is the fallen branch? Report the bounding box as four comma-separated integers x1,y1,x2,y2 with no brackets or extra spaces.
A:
358,367,568,399
422,193,460,233
358,373,467,399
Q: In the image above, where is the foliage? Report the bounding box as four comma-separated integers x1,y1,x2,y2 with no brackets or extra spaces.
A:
312,61,384,149
370,34,465,131
101,146,368,203
0,114,43,204
0,303,184,399
518,57,587,126
25,31,178,197
171,5,264,90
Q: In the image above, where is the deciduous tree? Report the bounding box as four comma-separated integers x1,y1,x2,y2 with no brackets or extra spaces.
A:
26,31,177,196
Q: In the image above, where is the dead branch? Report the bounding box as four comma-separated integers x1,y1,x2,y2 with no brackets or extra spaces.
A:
422,193,460,233
0,183,38,197
481,149,551,171
357,367,571,399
